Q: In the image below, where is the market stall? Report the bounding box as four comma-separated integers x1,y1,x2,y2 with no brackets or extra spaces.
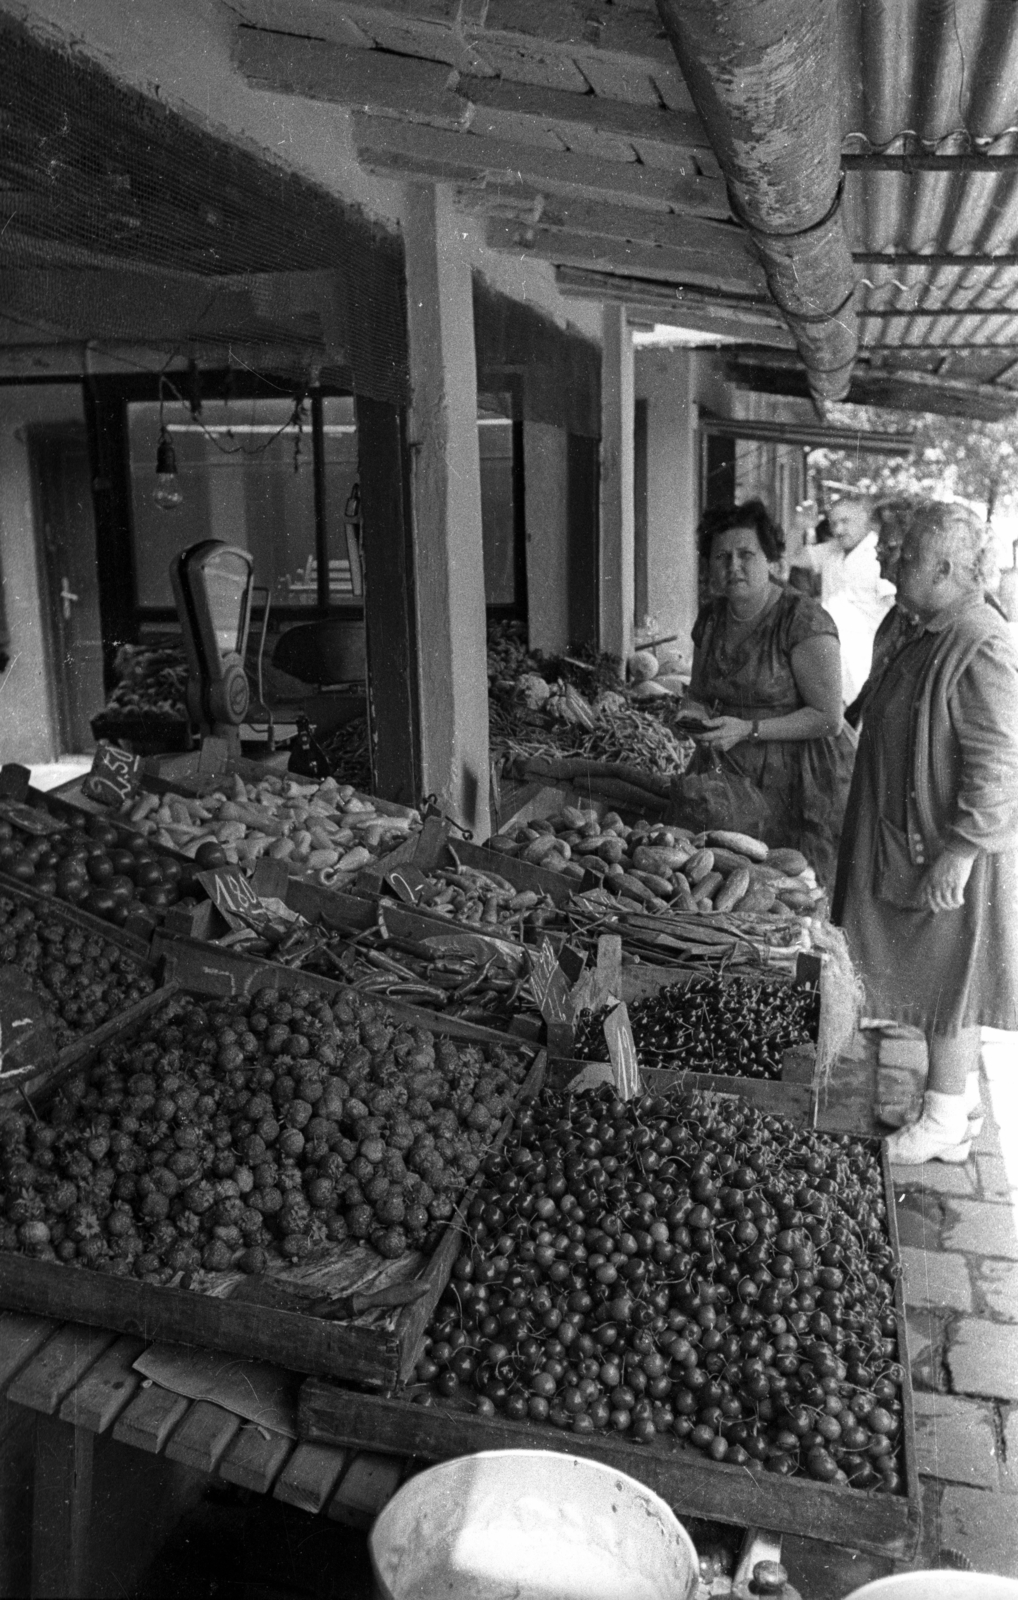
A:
0,733,919,1597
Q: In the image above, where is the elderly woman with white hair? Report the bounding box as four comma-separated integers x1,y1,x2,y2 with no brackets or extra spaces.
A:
833,501,1018,1164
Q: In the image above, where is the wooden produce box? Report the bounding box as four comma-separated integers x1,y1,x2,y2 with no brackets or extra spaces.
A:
54,747,421,890
551,952,825,1125
154,933,537,1053
298,1142,919,1561
494,779,669,835
0,957,545,1388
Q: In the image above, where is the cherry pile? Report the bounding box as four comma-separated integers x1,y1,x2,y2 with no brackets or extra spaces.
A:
418,1087,905,1492
573,975,819,1080
0,987,529,1278
0,897,156,1045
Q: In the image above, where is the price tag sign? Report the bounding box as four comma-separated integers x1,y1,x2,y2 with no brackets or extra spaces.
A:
82,742,142,807
0,764,31,801
531,938,571,1024
0,965,54,1078
386,864,429,905
603,1002,640,1101
197,867,277,932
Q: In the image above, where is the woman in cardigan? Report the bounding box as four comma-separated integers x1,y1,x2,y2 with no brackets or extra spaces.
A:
834,502,1018,1164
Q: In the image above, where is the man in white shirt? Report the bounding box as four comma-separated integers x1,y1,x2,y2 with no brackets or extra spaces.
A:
794,499,895,703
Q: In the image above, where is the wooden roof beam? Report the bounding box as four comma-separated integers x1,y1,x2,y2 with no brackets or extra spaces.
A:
232,24,716,169
349,113,730,215
554,265,794,345
484,217,765,295
225,0,693,108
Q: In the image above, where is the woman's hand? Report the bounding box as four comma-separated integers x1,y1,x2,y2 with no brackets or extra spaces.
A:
917,849,975,913
697,716,753,753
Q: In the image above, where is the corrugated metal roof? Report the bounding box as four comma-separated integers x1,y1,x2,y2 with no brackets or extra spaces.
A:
838,0,1018,384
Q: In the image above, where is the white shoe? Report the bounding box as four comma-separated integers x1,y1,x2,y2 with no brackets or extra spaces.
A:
964,1071,985,1139
885,1090,972,1165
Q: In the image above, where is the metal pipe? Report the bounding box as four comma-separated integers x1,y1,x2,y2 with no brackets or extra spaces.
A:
655,0,857,401
843,153,1018,172
854,252,1018,266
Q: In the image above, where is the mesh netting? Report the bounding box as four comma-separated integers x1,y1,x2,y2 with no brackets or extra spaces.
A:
0,14,408,402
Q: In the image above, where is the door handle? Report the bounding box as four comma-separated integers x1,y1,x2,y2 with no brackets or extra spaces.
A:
59,577,79,621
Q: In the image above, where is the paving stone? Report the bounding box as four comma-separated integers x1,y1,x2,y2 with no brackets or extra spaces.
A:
976,1260,1018,1323
942,1199,1018,1260
905,1308,944,1390
894,1199,943,1251
899,1246,973,1313
946,1319,1018,1400
879,1037,928,1069
911,1391,1000,1487
971,1117,1003,1156
977,1154,1014,1201
938,1483,1018,1576
891,1162,975,1198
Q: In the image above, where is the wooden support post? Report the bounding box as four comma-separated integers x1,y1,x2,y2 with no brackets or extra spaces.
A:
404,183,490,840
357,397,422,807
636,347,698,659
31,1414,93,1599
599,304,635,665
523,421,570,655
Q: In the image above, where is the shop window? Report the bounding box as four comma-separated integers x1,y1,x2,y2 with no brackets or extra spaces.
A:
127,393,358,615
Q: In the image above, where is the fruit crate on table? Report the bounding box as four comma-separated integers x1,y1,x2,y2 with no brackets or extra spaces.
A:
297,1141,918,1562
0,947,545,1389
549,953,826,1124
58,746,426,896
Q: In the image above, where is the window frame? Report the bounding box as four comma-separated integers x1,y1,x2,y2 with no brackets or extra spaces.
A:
87,370,361,646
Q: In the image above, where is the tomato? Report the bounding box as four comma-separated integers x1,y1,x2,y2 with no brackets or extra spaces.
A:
33,874,57,896
87,855,114,885
0,840,20,866
142,885,171,909
194,841,227,869
9,855,36,881
107,874,136,903
109,848,137,877
85,888,116,917
158,858,182,884
134,859,164,889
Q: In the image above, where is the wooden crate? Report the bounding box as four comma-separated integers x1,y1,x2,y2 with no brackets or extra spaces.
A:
494,780,668,835
551,952,825,1123
0,872,154,962
154,934,538,1053
0,878,166,1106
0,960,544,1388
298,1143,919,1561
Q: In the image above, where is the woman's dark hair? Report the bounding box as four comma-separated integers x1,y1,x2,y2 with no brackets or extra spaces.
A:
696,500,785,564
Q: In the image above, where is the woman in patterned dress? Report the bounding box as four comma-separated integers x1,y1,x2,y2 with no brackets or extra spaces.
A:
683,501,854,887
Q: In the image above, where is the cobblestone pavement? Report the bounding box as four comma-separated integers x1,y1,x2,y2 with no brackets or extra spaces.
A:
792,1029,1018,1595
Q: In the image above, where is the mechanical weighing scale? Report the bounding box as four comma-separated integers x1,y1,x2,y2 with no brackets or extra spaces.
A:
170,539,256,757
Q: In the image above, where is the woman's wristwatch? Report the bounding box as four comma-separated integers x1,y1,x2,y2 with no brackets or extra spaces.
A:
750,719,761,742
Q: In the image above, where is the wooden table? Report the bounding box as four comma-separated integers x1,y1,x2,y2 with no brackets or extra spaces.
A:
0,1310,406,1599
1,1310,810,1600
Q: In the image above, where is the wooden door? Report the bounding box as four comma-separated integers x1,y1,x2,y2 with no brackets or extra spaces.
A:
29,426,105,753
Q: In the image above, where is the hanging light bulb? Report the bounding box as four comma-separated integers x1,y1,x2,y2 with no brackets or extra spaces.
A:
153,425,183,511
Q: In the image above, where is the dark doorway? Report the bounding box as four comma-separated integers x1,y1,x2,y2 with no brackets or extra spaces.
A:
29,424,104,753
566,433,600,649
